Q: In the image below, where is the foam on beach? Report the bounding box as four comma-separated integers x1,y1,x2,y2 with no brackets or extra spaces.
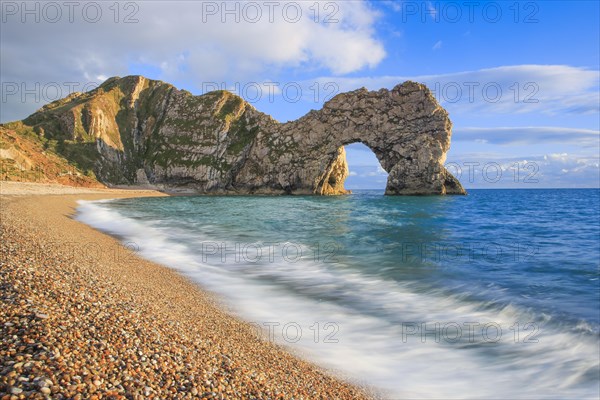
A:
76,198,600,399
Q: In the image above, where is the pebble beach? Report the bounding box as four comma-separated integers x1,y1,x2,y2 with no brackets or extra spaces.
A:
0,182,374,399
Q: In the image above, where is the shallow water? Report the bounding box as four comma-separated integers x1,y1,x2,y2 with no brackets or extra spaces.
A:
76,189,600,399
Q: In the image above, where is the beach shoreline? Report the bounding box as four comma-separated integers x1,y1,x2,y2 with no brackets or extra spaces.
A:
0,182,376,399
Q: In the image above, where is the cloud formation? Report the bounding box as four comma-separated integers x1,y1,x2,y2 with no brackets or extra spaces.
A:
446,153,599,188
453,126,599,146
1,0,385,122
344,152,600,189
313,65,600,117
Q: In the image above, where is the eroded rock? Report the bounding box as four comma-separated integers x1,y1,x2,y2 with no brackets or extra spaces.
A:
11,75,465,195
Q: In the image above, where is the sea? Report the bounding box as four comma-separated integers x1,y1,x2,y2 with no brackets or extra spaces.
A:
76,189,600,399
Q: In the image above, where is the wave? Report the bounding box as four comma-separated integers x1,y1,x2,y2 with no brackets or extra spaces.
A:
76,199,600,399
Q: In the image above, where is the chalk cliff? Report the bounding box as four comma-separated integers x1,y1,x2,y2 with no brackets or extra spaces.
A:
1,75,465,195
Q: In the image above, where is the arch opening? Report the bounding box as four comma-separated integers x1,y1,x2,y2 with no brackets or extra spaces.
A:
343,142,389,192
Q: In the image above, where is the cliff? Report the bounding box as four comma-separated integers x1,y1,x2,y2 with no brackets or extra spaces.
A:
1,75,465,195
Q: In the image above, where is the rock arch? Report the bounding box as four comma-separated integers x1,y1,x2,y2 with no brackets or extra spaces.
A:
20,76,465,195
237,81,465,195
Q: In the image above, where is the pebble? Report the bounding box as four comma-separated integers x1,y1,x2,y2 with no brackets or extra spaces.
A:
0,193,375,400
10,387,23,395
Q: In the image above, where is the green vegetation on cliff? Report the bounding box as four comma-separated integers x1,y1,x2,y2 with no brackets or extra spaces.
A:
1,75,465,195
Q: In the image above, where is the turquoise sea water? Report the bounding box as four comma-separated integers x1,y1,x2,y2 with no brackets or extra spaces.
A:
77,189,600,399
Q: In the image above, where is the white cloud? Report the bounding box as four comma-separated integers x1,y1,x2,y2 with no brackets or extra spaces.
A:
446,152,600,188
311,65,600,116
426,1,438,19
381,1,402,12
1,0,385,122
453,126,600,146
346,150,599,189
344,165,389,190
348,165,389,178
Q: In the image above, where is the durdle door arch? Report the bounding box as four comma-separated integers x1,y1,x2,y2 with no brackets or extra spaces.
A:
19,75,465,195
243,81,466,195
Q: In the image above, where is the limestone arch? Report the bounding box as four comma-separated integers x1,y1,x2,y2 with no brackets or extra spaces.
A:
276,82,465,195
235,81,465,195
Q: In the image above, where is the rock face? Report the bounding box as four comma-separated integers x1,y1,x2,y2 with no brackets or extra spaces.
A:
11,75,465,195
316,146,351,195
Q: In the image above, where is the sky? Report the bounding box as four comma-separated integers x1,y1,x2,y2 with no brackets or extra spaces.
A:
1,0,599,189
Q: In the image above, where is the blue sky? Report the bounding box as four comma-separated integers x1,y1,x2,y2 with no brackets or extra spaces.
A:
2,0,599,188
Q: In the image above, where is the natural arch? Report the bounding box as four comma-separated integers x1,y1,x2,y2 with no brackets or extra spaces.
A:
237,81,466,195
29,75,465,195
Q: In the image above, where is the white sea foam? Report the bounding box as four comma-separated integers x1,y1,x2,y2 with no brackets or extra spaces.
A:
76,200,600,399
